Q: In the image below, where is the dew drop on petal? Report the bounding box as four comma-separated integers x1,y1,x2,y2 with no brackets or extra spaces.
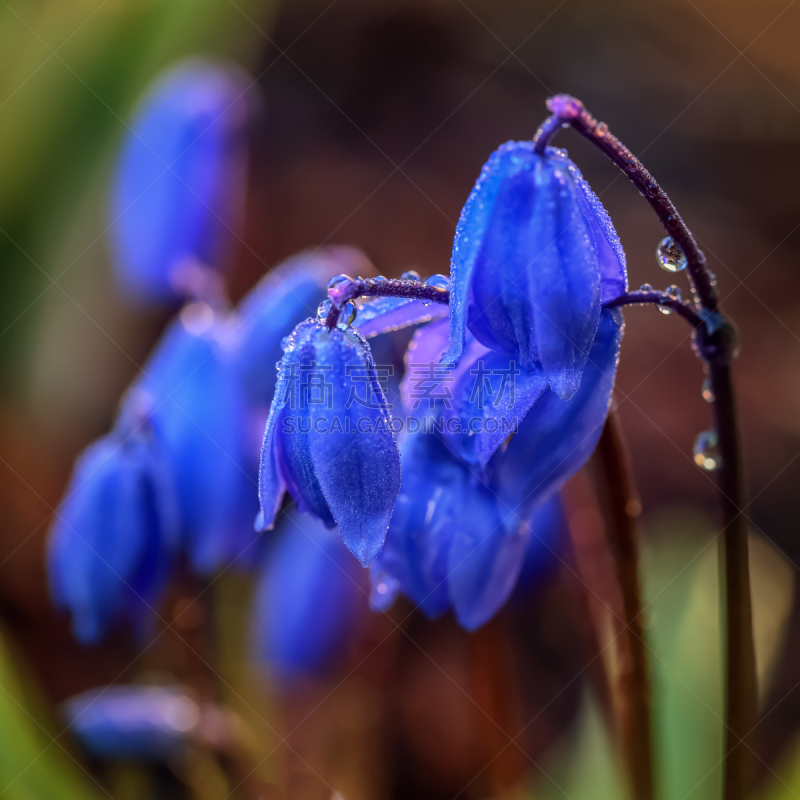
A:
657,236,688,272
401,270,421,281
693,430,721,471
337,300,358,328
317,299,332,320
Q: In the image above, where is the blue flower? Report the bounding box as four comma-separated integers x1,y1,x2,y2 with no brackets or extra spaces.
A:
258,319,401,566
47,421,177,644
444,142,626,399
251,508,363,678
110,59,250,303
370,432,529,631
62,686,198,761
369,309,623,630
134,305,258,574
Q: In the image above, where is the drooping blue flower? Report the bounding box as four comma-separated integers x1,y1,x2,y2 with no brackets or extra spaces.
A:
47,418,177,644
63,686,199,761
258,319,401,566
369,309,623,630
251,508,363,678
444,142,627,400
370,431,529,630
133,304,258,574
110,59,250,303
237,247,374,408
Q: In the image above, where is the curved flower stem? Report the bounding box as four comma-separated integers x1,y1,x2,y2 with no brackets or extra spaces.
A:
604,291,705,329
538,95,755,800
324,277,449,329
594,412,654,800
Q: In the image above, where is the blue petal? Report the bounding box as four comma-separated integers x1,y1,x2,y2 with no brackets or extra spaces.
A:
304,325,401,565
137,312,259,573
110,59,250,303
447,489,529,631
489,308,623,522
357,296,448,338
443,143,513,366
445,345,548,467
402,320,547,467
251,509,362,677
369,432,460,618
63,686,197,761
47,432,176,644
527,154,601,400
512,493,567,600
574,172,627,302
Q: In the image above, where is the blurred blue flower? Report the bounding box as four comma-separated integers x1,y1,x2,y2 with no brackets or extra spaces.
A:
47,417,177,644
110,59,251,303
258,320,401,566
444,142,626,400
134,304,258,574
251,508,363,678
63,686,199,761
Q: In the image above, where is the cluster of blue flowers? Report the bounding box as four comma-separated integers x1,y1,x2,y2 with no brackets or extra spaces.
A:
48,59,627,703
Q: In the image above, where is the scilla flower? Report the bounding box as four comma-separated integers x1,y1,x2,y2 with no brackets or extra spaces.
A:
134,303,258,574
251,508,363,678
47,412,177,644
258,319,401,566
111,59,250,302
444,142,627,399
369,308,622,629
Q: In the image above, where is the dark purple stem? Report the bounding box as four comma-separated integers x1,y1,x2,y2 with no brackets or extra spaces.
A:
325,277,449,330
534,95,718,313
538,95,753,800
605,291,705,329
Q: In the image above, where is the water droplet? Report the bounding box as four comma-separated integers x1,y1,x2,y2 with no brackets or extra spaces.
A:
280,336,290,350
594,121,608,138
372,275,388,283
327,274,353,290
701,377,714,403
401,270,421,281
338,300,358,328
657,304,673,315
275,361,282,371
639,283,653,293
425,273,450,289
317,299,332,320
666,285,682,301
657,236,688,272
693,430,721,471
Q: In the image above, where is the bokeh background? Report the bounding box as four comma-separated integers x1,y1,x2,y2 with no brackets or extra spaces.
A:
0,0,799,798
